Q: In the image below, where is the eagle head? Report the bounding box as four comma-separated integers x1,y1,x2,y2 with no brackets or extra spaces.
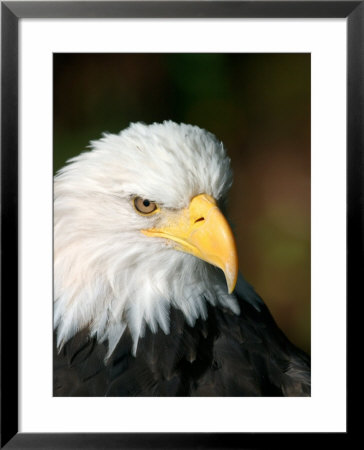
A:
54,121,240,357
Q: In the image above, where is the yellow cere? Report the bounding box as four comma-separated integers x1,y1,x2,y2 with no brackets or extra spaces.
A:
141,193,238,293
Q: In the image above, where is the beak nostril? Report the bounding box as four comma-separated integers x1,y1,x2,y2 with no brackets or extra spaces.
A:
194,217,205,224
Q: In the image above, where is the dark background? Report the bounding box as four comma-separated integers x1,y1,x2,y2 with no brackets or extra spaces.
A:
54,53,310,355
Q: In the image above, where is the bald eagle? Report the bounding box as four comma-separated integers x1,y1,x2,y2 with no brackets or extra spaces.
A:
54,121,310,397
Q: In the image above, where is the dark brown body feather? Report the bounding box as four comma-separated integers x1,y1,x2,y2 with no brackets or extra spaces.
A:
54,292,310,397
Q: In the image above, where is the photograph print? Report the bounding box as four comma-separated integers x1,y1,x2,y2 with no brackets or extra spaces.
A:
53,53,311,397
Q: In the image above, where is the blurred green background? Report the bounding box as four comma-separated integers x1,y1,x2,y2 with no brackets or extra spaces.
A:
54,53,310,355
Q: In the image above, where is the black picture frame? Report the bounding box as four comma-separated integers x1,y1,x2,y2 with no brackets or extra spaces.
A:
1,1,359,448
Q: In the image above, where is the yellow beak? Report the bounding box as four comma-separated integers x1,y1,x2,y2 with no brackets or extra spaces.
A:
141,194,238,293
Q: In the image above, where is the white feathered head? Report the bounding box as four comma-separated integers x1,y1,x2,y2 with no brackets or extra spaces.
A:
54,121,240,357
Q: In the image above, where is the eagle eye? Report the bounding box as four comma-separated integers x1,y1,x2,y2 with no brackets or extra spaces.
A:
134,197,158,215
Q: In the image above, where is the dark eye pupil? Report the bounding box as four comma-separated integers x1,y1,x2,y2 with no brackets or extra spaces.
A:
143,200,150,207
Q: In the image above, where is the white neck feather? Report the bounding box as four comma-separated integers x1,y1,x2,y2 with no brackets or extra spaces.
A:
54,233,240,358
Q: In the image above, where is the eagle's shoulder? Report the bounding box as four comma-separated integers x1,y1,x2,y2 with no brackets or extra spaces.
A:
54,291,310,397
